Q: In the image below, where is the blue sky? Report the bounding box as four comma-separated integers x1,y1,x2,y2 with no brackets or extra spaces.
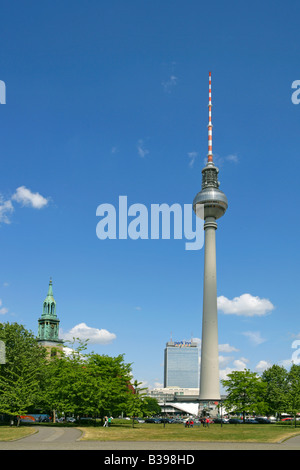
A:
1,0,300,390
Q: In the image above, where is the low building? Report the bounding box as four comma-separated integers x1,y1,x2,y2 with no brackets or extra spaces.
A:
148,387,226,417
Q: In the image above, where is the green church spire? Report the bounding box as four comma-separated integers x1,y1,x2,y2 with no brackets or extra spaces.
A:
41,278,57,317
37,278,63,347
46,277,54,298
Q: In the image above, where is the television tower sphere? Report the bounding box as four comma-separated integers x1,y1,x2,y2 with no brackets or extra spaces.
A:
193,161,228,220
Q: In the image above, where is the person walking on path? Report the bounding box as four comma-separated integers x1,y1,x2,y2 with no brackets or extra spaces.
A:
103,416,108,427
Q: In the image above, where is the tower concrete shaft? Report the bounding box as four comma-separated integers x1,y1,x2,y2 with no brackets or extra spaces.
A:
200,217,220,400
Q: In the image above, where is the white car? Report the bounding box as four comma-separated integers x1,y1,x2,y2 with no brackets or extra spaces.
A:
66,417,76,423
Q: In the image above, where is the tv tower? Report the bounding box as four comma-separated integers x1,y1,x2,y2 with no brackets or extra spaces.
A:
193,72,228,401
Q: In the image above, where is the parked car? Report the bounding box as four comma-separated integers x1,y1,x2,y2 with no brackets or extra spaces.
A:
244,418,259,424
255,417,271,424
145,418,160,423
229,418,243,424
214,418,229,424
66,417,76,423
133,417,145,423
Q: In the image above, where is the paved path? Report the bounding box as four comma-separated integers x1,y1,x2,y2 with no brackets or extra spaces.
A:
0,426,300,450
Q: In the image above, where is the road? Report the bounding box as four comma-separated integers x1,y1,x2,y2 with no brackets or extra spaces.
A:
0,426,300,450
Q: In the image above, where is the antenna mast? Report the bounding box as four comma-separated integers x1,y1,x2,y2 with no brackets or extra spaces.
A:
208,72,213,163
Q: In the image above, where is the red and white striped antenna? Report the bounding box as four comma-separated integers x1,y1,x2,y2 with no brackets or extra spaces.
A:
207,71,213,163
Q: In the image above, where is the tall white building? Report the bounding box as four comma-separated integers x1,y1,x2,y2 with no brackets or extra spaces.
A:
164,340,199,389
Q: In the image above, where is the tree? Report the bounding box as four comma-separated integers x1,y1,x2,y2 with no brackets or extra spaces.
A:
286,364,300,427
0,322,47,425
221,369,268,420
261,365,288,417
126,380,147,428
41,341,134,421
86,352,133,419
142,397,161,417
40,341,93,418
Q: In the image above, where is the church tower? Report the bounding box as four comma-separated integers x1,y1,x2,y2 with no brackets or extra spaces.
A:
37,278,64,356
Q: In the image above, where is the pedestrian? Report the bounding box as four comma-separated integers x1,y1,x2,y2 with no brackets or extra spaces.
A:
103,416,108,427
206,417,210,428
190,419,194,427
108,416,112,426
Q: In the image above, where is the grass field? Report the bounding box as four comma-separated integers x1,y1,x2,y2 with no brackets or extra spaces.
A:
78,421,300,443
0,426,36,441
1,421,299,443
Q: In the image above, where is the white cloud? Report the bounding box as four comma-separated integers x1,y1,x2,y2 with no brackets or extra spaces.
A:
219,357,250,381
188,152,198,168
161,61,178,93
0,299,8,315
153,381,163,389
278,358,293,368
162,75,178,93
139,380,149,388
62,346,77,357
219,343,239,353
62,322,116,345
218,293,274,317
219,355,234,368
192,337,201,347
291,332,300,339
111,146,118,154
137,139,149,158
255,360,272,372
0,197,14,224
242,330,266,346
0,186,50,226
233,357,249,369
226,154,239,163
192,340,238,354
12,186,49,209
204,153,239,167
219,367,234,381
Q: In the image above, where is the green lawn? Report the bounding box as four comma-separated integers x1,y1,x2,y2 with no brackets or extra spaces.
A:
1,421,299,443
78,421,300,443
0,426,37,441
